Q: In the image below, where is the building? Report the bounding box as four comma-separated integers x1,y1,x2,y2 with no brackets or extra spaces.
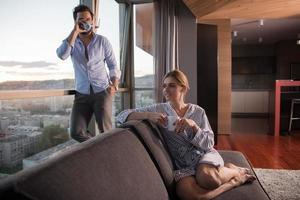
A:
0,135,28,171
23,139,78,169
0,117,9,132
6,125,41,135
0,126,43,172
42,115,69,128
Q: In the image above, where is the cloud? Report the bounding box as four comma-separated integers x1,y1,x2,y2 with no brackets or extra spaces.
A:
0,61,57,68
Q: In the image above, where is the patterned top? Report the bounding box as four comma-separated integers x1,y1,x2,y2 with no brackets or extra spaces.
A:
117,102,215,171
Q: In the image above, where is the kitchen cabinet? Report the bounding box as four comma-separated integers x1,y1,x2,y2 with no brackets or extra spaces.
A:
232,56,275,74
232,91,269,113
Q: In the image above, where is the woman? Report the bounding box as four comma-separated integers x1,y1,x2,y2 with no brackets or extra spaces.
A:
117,70,255,200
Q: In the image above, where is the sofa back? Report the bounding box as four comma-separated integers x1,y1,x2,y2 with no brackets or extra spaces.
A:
0,120,271,200
120,120,177,199
0,128,169,200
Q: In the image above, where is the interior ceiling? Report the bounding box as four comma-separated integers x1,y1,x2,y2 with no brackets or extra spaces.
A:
183,0,300,45
231,19,300,45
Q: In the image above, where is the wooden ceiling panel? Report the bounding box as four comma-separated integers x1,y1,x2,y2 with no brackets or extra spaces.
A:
182,0,237,18
183,0,300,19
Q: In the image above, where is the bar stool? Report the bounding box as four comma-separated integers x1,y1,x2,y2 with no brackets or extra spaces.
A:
288,98,300,133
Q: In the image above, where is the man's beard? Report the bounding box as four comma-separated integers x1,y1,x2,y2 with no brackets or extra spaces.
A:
81,30,92,35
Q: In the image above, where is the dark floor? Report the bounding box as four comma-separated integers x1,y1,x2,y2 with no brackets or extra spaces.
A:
232,117,269,134
219,118,300,169
216,132,300,169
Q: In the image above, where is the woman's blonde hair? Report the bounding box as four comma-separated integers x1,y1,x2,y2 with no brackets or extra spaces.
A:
163,69,190,90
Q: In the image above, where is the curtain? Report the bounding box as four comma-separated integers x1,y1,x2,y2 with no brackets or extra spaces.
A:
119,3,133,86
154,0,179,102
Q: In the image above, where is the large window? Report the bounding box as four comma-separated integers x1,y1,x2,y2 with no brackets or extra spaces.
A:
97,0,123,121
0,0,157,176
97,0,120,68
0,0,80,176
133,3,155,107
0,0,78,90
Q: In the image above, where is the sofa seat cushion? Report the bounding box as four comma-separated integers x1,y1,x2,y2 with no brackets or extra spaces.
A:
15,129,169,200
214,150,270,200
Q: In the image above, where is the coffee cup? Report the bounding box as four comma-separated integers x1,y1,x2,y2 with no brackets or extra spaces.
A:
167,116,179,131
79,22,93,31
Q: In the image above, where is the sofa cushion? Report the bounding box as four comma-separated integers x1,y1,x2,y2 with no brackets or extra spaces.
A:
214,150,270,200
15,128,169,200
120,121,270,200
120,120,177,199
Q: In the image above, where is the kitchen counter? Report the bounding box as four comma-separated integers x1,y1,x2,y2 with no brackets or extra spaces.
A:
232,88,273,91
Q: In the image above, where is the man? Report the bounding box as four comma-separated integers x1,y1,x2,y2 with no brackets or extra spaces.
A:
57,5,120,142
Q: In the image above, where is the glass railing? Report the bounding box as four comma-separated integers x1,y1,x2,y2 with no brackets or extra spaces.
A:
0,89,127,176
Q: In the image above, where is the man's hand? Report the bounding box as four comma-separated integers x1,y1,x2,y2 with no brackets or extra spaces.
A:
110,77,119,89
74,21,88,34
107,77,119,96
106,85,117,96
67,21,87,47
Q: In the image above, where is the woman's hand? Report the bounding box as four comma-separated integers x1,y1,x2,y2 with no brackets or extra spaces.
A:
126,112,166,126
174,118,200,134
147,112,167,127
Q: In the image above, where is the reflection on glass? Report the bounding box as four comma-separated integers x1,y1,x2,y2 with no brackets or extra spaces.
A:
134,90,155,108
134,3,155,89
97,0,123,126
97,0,120,68
112,93,123,127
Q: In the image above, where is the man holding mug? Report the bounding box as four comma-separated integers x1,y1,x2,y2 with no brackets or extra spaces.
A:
56,4,120,142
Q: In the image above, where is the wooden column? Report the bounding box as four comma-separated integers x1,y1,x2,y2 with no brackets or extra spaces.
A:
198,19,232,135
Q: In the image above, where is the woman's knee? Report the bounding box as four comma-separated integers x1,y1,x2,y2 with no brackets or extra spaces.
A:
196,167,222,190
176,177,210,200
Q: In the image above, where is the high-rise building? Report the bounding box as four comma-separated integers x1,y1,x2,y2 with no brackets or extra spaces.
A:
23,139,78,169
0,126,43,172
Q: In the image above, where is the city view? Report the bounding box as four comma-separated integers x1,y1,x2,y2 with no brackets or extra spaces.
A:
0,93,74,174
0,75,154,176
0,0,155,177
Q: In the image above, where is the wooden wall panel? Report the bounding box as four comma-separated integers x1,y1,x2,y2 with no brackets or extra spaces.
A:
199,19,232,135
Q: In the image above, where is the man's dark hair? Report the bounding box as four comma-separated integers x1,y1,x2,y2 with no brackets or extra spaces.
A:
73,5,94,20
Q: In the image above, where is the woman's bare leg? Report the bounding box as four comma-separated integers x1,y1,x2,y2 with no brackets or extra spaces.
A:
195,163,255,190
176,175,255,200
225,163,252,175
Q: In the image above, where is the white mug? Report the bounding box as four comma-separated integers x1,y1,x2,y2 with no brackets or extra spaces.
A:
167,116,179,131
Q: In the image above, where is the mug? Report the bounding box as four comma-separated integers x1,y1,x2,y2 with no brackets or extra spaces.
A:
79,22,93,31
167,116,179,131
